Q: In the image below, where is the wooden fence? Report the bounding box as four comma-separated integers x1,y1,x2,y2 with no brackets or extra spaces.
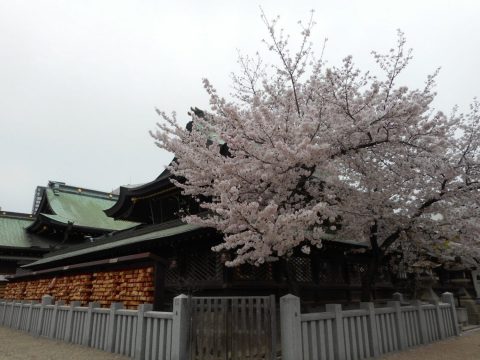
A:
0,294,189,360
189,296,277,360
280,292,460,360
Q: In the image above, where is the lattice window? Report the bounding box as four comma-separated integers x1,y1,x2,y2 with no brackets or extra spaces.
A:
233,263,273,281
165,263,180,285
291,257,313,283
184,252,222,283
166,253,222,290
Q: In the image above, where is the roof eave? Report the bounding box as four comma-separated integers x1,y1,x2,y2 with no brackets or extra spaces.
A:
23,222,203,269
103,186,132,217
27,213,127,234
104,171,174,219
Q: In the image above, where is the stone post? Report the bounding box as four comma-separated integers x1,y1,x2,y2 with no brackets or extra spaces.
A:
393,292,405,304
171,294,190,360
134,303,153,360
36,295,53,337
64,301,81,342
326,303,346,360
441,292,460,336
360,302,380,357
412,300,428,344
387,300,406,350
82,301,100,346
49,300,65,339
280,294,303,360
106,302,123,352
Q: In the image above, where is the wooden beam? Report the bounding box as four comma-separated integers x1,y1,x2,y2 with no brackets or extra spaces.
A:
153,260,167,311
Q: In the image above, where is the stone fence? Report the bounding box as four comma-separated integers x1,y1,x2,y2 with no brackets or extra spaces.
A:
0,295,189,360
2,292,461,360
280,292,459,360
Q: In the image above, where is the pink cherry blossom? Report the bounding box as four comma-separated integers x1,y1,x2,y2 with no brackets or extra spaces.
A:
151,14,480,272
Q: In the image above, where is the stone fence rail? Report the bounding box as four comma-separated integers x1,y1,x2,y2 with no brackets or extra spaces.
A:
280,292,459,360
0,295,189,360
2,292,461,360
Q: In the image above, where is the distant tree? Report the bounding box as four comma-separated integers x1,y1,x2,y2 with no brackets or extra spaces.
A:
151,11,480,299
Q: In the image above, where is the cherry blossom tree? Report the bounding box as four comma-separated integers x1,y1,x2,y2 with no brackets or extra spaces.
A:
151,12,480,298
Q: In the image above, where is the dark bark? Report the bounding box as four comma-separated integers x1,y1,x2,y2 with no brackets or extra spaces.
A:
361,220,382,302
360,180,454,301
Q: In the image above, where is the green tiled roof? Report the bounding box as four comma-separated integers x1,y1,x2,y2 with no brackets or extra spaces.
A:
28,182,138,233
0,213,53,249
42,188,135,231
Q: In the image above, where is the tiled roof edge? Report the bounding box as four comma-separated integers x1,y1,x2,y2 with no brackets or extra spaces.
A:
0,211,35,220
47,181,118,201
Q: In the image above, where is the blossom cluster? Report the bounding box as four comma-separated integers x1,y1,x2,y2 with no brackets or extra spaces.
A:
151,17,480,268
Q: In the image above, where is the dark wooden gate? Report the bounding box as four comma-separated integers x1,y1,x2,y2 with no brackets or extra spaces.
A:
189,296,277,360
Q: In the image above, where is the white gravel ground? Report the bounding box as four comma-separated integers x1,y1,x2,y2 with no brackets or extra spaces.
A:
0,327,130,360
1,325,480,359
380,328,480,360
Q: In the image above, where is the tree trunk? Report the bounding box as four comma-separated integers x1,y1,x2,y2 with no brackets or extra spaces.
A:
361,220,382,302
361,251,381,301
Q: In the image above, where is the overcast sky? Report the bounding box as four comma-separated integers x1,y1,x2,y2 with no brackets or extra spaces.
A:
0,0,479,213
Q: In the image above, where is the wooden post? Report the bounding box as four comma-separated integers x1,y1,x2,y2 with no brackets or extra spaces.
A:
36,295,53,337
310,253,321,284
326,303,345,360
153,261,166,311
272,261,283,283
283,260,300,296
134,303,153,360
64,301,81,342
441,292,460,336
280,294,302,360
83,302,100,346
171,294,190,360
412,300,428,344
222,258,233,286
360,302,380,357
342,260,352,303
387,300,406,350
49,300,65,339
106,302,123,352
